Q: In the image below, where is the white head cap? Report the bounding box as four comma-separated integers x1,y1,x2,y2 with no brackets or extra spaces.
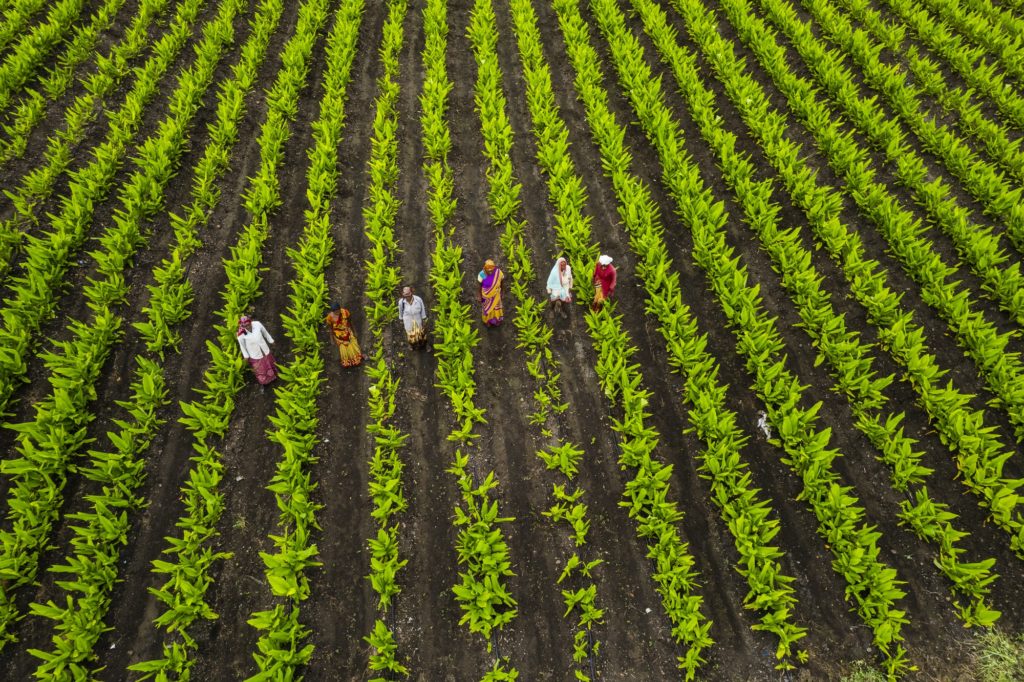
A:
598,254,612,266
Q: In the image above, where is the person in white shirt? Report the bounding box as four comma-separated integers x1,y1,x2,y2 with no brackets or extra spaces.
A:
398,286,428,349
236,315,278,387
546,256,573,317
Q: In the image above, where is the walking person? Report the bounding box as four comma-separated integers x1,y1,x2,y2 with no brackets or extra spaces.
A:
592,254,616,311
398,286,428,349
237,314,278,389
546,256,573,317
477,258,504,327
325,303,365,367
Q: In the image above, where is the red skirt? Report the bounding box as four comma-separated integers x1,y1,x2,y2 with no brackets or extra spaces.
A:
249,354,278,384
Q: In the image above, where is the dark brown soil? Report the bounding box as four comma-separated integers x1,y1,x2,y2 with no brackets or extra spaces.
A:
0,0,1021,680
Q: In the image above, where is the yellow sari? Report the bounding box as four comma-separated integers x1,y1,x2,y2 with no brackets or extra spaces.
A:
326,309,363,367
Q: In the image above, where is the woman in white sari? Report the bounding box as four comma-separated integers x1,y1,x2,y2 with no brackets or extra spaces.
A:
546,256,573,317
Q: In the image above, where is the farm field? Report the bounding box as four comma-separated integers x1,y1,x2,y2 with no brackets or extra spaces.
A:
0,0,1022,678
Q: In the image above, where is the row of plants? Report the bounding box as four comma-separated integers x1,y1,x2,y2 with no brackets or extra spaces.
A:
0,0,178,274
868,0,1024,129
0,0,125,160
915,0,1024,86
595,0,914,675
761,0,1024,446
707,0,1024,557
740,0,1024,443
356,0,410,677
630,0,999,628
423,0,519,670
468,0,599,677
552,0,818,669
0,0,47,53
958,0,1024,35
803,0,1024,248
128,0,332,675
134,0,282,356
0,0,169,167
903,45,1024,202
0,0,248,650
26,361,169,679
22,0,288,673
243,1,364,677
836,0,1024,251
0,0,205,417
468,1,566,431
507,0,715,677
794,0,1024,331
0,0,89,114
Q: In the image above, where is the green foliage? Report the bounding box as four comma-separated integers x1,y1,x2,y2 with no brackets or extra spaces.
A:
424,0,519,659
0,0,248,657
356,0,411,677
504,0,722,675
468,5,600,675
365,619,409,678
537,444,584,478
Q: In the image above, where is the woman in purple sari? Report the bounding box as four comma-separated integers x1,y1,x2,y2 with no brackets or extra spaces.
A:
477,259,504,326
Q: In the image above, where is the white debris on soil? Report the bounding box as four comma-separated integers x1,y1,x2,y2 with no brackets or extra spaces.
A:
756,410,772,440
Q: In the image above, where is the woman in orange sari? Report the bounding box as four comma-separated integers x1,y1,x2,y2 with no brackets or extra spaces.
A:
477,259,504,326
325,303,364,367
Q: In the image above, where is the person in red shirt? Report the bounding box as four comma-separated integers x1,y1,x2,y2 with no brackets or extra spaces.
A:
592,254,616,311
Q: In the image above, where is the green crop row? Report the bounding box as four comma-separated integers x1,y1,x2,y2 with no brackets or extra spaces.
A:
467,3,565,431
598,0,913,674
22,0,285,672
508,0,716,676
424,0,519,666
745,0,1024,445
632,0,999,628
134,0,283,356
127,0,329,676
904,46,1024,199
553,0,814,669
716,0,1024,557
244,1,362,678
960,0,1024,35
0,0,202,417
26,361,169,680
916,0,1024,86
958,0,1024,35
796,0,1024,331
0,0,246,651
0,0,47,54
0,0,88,114
868,0,1024,129
838,0,1024,252
468,1,600,677
0,0,167,168
358,0,410,677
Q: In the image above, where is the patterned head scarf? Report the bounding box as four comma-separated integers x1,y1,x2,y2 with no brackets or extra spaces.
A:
237,315,252,336
484,259,496,273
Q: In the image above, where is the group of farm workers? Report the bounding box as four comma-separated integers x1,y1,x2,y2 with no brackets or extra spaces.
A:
236,254,617,386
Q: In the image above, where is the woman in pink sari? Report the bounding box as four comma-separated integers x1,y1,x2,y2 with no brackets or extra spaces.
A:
236,315,278,388
477,259,504,326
